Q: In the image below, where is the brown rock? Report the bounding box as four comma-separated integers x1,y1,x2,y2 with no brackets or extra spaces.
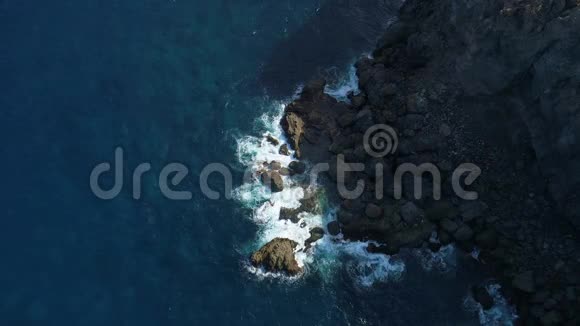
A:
281,112,305,158
250,238,302,275
261,171,284,193
365,203,383,219
266,135,280,146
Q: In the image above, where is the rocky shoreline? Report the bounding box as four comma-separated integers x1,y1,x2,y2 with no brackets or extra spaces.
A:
251,0,580,324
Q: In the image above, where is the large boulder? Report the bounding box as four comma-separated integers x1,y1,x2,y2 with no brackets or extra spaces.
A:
251,238,302,276
279,144,290,156
281,112,305,158
261,171,284,193
400,202,424,224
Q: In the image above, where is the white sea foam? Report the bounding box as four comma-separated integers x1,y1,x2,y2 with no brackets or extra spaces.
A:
324,62,361,102
341,241,406,287
413,245,457,273
464,284,518,326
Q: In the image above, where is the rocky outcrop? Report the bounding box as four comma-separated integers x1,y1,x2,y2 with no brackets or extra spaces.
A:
250,238,302,276
281,112,305,158
279,1,580,323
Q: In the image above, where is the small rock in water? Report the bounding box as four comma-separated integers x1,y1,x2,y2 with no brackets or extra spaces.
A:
383,83,399,97
459,201,488,222
279,144,290,156
305,227,325,248
367,243,399,256
440,218,458,233
266,135,280,146
269,161,282,170
475,229,498,249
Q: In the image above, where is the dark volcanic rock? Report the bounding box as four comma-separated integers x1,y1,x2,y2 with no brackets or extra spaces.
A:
327,221,341,236
288,161,307,175
305,227,325,249
365,203,383,219
425,201,458,222
266,135,280,146
250,238,302,275
279,144,290,156
440,218,458,234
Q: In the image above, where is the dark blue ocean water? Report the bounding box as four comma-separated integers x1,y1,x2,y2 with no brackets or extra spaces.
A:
0,1,502,325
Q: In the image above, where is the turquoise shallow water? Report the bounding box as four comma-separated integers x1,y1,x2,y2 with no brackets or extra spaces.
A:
0,0,512,324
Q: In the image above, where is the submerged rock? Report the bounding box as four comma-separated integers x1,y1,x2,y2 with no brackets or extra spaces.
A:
327,221,341,236
472,286,494,310
251,238,302,276
365,203,383,219
269,161,282,170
